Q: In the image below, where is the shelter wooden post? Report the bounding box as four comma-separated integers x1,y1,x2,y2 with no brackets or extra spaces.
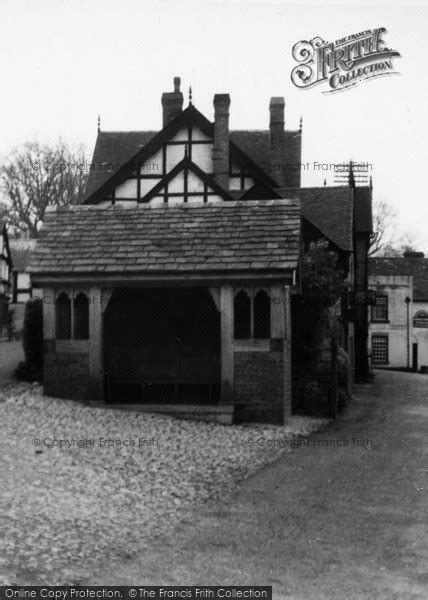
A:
43,287,55,340
283,285,292,421
89,287,104,401
220,284,234,403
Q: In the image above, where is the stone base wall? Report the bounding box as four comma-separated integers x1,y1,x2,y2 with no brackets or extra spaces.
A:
44,340,90,400
234,347,287,424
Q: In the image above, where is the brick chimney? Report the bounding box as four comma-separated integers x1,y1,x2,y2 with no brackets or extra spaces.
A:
161,77,184,127
269,97,285,186
213,94,231,190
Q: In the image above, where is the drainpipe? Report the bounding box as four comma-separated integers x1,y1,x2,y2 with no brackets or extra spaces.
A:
405,296,411,370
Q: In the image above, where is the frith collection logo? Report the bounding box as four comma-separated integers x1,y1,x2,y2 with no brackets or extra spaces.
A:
291,28,400,93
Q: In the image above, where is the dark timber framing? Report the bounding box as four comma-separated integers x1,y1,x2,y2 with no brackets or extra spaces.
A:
83,104,277,205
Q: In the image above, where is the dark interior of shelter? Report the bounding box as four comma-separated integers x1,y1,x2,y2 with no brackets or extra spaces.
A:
104,287,221,404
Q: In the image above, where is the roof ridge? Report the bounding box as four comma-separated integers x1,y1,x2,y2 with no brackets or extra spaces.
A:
48,198,301,213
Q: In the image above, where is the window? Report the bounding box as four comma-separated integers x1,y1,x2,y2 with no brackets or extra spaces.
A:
234,287,271,340
56,292,71,339
56,291,90,340
73,293,89,339
372,335,388,364
371,295,388,322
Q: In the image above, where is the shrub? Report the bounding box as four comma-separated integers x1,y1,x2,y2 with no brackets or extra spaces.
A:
15,298,43,382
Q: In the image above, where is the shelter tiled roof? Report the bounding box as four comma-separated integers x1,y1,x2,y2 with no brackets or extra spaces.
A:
29,200,301,278
369,257,428,301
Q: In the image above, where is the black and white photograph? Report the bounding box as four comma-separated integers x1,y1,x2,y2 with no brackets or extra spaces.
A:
0,1,426,598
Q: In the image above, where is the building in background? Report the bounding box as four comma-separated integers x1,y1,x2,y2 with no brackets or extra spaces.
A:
0,220,12,334
9,238,38,338
368,252,428,372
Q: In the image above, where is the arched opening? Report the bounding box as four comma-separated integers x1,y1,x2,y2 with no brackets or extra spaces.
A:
56,292,71,339
73,292,89,339
254,289,271,338
234,289,251,339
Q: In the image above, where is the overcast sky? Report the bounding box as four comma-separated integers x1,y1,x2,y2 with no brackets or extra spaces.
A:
1,0,427,251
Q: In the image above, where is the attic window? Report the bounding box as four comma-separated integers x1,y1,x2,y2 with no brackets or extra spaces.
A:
234,287,271,339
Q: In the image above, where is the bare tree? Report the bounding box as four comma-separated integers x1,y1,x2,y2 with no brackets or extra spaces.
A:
369,198,397,256
0,139,88,237
369,198,421,257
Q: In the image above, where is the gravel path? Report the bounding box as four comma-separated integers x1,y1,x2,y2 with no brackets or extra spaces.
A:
0,384,327,584
0,341,23,389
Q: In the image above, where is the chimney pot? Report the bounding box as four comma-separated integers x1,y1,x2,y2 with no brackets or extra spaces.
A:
174,77,181,92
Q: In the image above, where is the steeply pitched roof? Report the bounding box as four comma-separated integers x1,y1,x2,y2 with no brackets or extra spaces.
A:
230,130,301,185
84,121,301,201
369,257,428,300
9,239,37,272
278,186,354,251
84,130,157,200
29,200,301,278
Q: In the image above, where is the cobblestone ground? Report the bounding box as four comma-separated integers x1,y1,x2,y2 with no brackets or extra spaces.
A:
0,384,328,584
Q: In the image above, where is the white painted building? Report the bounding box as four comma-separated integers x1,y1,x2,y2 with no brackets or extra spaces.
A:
369,253,428,372
9,238,40,337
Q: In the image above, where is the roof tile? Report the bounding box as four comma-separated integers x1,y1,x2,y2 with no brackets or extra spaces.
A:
30,200,301,278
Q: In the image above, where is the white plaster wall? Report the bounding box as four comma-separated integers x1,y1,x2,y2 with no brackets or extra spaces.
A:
140,178,158,197
368,274,413,368
169,128,189,142
192,127,211,142
192,144,213,173
18,273,30,289
188,170,204,193
115,178,137,198
140,148,162,175
166,144,186,171
168,172,184,193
